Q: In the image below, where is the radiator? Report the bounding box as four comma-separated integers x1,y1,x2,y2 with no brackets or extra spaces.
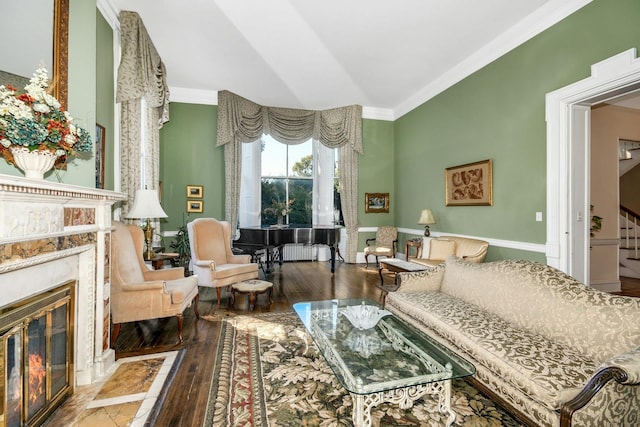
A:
282,244,316,261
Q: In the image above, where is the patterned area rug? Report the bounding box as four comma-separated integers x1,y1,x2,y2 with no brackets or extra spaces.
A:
203,312,524,426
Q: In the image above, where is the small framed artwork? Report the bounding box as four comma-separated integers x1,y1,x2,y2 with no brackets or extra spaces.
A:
186,185,203,198
445,159,493,206
95,124,105,189
187,200,203,213
365,192,390,213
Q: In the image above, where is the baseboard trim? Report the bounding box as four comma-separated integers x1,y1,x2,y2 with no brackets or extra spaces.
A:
589,280,621,293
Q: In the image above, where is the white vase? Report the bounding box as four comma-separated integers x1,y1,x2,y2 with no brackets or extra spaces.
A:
10,147,59,180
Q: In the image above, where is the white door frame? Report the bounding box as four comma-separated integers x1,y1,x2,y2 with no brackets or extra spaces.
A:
546,48,640,277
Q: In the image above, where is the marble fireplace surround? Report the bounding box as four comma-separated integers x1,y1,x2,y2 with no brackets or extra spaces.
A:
0,174,127,386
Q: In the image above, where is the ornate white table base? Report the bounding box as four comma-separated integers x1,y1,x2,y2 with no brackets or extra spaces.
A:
351,379,456,427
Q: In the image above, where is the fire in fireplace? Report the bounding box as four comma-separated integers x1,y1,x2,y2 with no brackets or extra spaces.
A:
1,282,74,427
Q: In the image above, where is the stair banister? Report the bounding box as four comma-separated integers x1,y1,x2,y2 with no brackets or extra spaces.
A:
620,205,640,259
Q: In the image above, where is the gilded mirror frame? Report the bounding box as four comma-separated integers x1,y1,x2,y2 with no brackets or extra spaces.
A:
53,0,69,108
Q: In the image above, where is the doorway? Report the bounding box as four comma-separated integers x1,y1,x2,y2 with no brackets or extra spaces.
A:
546,48,640,289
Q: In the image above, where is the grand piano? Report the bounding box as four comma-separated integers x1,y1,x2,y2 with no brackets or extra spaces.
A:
234,225,342,273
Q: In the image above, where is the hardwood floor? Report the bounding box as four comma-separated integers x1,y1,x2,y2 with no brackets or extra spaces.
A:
113,262,640,427
114,260,386,426
617,276,640,297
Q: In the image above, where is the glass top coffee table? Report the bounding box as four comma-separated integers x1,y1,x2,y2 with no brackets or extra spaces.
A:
293,298,475,427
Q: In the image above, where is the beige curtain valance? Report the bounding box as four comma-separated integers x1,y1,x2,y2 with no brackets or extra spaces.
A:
116,11,170,126
216,90,363,153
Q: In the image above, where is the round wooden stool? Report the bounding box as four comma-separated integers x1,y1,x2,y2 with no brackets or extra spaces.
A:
230,279,273,310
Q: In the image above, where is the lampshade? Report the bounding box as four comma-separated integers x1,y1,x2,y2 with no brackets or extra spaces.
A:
125,189,168,219
417,209,436,225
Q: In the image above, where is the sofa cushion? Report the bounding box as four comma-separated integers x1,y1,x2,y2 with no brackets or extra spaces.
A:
387,291,598,410
396,265,445,293
419,237,433,259
429,239,456,260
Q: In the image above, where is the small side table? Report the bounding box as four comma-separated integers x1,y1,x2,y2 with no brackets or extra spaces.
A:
148,253,179,270
405,238,423,260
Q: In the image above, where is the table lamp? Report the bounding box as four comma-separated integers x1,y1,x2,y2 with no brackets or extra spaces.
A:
418,209,436,236
125,189,168,260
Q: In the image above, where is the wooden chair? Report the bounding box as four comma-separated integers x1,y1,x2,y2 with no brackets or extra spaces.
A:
110,221,199,346
364,225,398,267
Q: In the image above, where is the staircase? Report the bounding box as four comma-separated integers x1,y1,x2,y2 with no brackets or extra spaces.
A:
619,206,640,278
619,139,640,175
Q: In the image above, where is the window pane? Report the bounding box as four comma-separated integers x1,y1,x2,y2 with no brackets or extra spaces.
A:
262,136,287,177
261,178,285,226
289,140,313,177
289,178,312,225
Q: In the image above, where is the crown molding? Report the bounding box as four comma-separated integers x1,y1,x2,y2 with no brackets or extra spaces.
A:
169,87,395,120
393,0,593,119
362,106,395,121
97,0,119,29
169,87,218,105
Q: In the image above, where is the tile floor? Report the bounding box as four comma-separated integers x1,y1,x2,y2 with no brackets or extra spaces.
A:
43,351,179,427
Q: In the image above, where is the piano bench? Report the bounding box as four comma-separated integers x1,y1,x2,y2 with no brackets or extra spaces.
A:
230,279,273,310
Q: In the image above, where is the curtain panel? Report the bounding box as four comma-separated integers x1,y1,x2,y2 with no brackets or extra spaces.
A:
116,11,170,228
216,90,362,262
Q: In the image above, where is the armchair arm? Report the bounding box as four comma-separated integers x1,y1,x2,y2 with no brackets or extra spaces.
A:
559,346,640,427
193,260,213,268
365,237,375,247
120,281,166,292
228,254,252,264
461,245,489,263
143,267,185,281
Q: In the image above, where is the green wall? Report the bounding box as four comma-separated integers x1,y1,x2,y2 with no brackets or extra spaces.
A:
394,0,640,257
159,103,225,237
358,119,395,248
96,10,115,190
0,0,97,187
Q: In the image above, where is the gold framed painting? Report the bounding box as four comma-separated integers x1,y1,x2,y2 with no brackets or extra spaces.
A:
95,124,105,189
186,185,203,198
187,200,203,213
445,159,493,206
365,192,389,213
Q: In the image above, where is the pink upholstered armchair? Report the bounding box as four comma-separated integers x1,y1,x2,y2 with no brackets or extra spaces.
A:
187,218,259,304
110,222,199,346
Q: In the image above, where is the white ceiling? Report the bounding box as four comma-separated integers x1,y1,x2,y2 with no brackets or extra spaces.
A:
103,0,591,119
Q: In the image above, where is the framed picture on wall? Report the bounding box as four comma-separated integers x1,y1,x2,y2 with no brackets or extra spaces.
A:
445,159,493,206
187,200,203,213
186,185,203,198
95,124,105,189
365,192,389,213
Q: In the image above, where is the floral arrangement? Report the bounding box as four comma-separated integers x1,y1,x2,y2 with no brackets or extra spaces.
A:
0,67,92,167
263,198,295,218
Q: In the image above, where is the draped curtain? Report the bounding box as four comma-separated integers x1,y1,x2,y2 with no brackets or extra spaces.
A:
216,90,362,262
116,11,170,227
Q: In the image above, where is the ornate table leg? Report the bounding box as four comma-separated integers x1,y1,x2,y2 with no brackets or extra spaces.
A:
350,380,456,427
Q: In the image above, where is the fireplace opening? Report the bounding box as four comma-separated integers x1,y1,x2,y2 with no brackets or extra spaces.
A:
1,282,75,427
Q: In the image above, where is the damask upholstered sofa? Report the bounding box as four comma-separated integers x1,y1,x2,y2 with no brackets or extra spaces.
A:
385,257,640,427
407,235,488,267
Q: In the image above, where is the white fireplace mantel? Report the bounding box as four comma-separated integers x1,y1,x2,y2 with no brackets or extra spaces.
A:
0,174,127,385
